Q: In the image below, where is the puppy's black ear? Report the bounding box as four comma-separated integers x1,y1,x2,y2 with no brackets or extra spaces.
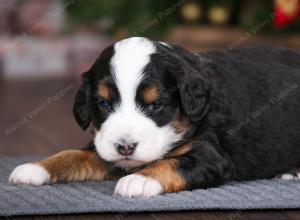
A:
165,45,211,124
178,71,210,124
73,72,92,130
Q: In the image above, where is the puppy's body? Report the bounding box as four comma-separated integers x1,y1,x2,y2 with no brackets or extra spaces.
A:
206,47,300,180
9,38,300,197
200,46,300,181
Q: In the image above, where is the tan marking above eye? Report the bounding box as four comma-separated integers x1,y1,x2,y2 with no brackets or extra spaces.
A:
142,85,160,104
98,83,113,100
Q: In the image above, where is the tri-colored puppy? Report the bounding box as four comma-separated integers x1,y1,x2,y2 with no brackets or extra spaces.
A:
9,37,300,197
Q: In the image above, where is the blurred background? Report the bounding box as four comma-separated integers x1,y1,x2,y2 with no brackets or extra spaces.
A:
1,0,300,156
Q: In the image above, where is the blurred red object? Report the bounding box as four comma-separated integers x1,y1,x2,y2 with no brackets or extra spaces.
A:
274,0,300,28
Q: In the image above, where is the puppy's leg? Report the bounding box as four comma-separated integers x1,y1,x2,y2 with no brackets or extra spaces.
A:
114,140,233,197
9,149,109,185
114,159,184,197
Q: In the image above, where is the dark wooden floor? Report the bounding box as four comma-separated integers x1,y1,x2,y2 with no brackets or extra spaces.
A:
1,79,300,220
2,210,300,220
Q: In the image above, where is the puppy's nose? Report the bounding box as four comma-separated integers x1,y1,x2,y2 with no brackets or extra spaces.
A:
115,142,138,156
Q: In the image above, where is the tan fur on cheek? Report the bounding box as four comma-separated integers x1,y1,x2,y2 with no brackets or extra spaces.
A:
171,116,189,134
37,150,109,183
138,159,186,193
167,142,193,158
142,85,159,104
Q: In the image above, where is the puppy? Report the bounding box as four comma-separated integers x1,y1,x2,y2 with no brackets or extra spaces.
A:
9,37,300,197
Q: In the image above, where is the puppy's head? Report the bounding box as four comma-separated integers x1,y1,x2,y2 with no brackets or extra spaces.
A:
73,37,210,168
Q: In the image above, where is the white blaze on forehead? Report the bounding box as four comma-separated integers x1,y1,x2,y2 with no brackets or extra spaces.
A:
111,37,156,110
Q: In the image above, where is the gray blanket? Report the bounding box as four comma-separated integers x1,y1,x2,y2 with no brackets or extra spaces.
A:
1,156,300,216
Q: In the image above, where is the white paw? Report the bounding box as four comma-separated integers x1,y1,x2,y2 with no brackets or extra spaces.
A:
114,174,163,197
9,163,50,186
280,174,296,180
279,173,300,180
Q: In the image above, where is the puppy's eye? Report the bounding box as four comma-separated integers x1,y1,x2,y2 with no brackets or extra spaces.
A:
98,100,112,111
147,101,163,112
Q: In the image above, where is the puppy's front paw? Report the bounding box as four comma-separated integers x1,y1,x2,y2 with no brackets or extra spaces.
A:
114,174,163,197
9,163,50,186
